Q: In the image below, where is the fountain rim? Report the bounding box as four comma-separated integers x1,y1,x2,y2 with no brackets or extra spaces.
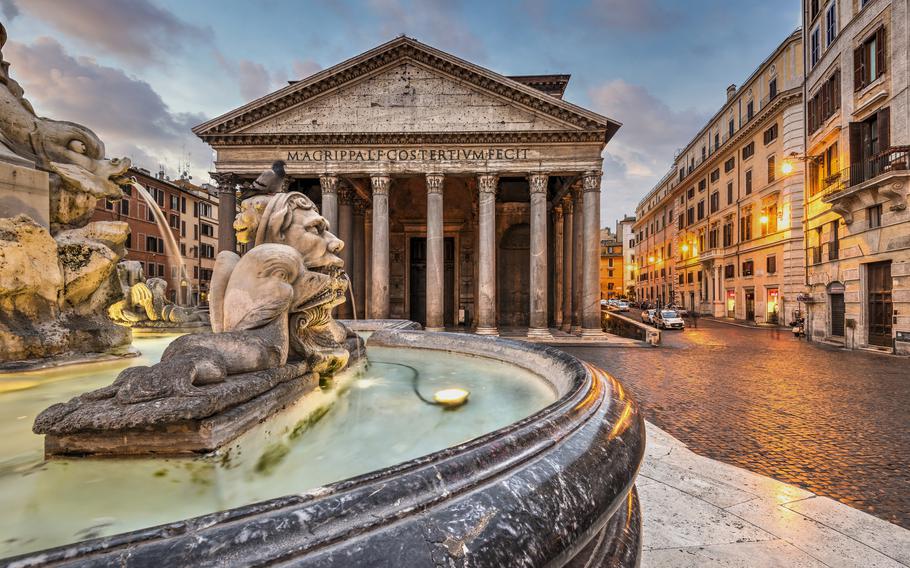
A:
7,329,645,566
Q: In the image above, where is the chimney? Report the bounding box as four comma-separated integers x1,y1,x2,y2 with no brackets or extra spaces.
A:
726,84,737,101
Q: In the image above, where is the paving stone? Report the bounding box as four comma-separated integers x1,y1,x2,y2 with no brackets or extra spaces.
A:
642,539,829,568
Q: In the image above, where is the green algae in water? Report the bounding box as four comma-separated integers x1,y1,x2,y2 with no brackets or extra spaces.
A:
289,405,331,440
255,443,290,475
153,468,167,478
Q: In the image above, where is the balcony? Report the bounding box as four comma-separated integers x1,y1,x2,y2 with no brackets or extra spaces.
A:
822,148,910,223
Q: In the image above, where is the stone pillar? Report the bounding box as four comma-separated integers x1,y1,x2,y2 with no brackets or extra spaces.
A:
528,174,552,339
210,172,238,253
352,198,366,320
425,173,445,331
476,174,499,335
561,196,574,332
337,182,354,318
571,186,584,334
370,175,391,319
553,202,564,329
320,174,338,232
581,171,605,337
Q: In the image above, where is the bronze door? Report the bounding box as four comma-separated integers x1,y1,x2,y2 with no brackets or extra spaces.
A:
867,261,893,347
409,237,456,327
498,224,530,328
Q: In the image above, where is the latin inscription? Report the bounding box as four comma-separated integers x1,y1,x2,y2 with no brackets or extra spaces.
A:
286,148,532,162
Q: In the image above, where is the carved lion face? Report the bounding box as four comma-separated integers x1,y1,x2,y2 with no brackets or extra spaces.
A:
234,195,272,244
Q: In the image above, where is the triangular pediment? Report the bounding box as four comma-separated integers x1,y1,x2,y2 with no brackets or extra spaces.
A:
193,37,620,143
238,61,573,135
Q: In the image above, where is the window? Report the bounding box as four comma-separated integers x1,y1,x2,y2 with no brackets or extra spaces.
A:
714,133,720,149
745,170,753,194
200,243,216,259
201,222,214,237
679,168,685,182
710,191,719,213
724,157,735,172
169,195,179,210
169,213,179,229
810,140,840,196
810,0,820,19
868,204,883,228
708,226,718,249
808,70,841,134
724,264,735,278
687,207,695,225
677,215,683,230
769,77,777,99
146,262,155,277
742,260,754,277
193,202,199,218
810,26,820,67
767,156,776,183
120,199,130,216
181,220,186,237
199,202,213,218
181,197,187,214
723,219,734,247
193,225,198,239
145,235,164,254
147,207,155,222
104,199,114,211
698,179,706,192
742,142,755,160
687,187,695,200
180,243,185,256
746,100,754,121
697,200,705,220
125,233,131,249
767,255,777,274
855,26,886,91
701,146,706,160
825,2,837,46
829,221,839,260
740,212,752,241
728,118,734,138
763,123,778,145
687,272,694,284
710,169,720,183
727,182,734,204
678,274,684,285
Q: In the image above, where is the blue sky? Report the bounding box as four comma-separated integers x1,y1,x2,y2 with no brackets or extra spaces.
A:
1,0,800,228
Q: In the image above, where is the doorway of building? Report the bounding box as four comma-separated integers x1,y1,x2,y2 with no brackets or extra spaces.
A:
498,224,530,328
829,282,845,337
867,261,893,347
409,237,455,328
767,288,780,324
745,289,755,321
726,289,735,318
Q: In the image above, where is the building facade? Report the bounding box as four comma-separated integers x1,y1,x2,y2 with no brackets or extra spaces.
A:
617,215,636,297
194,37,620,336
92,168,221,305
599,228,623,300
633,31,806,326
802,0,909,354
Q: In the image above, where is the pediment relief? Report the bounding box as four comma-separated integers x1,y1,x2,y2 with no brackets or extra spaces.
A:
238,62,574,135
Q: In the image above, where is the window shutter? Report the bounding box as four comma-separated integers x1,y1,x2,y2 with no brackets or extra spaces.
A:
832,70,840,110
875,26,886,76
854,46,864,90
877,106,890,153
849,122,863,185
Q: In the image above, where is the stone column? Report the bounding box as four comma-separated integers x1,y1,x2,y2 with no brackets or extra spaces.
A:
561,195,574,332
553,202,564,329
581,171,605,337
352,197,366,320
337,182,354,318
210,172,238,253
320,174,338,232
476,174,499,335
528,174,552,339
425,173,445,331
370,175,391,319
571,186,584,334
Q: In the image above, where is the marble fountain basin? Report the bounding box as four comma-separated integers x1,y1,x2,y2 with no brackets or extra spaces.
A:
2,327,645,567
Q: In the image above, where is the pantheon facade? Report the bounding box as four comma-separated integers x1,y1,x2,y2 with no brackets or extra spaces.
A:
195,36,620,337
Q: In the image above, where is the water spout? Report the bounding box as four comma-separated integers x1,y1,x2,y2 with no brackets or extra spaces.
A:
343,272,357,320
128,180,193,306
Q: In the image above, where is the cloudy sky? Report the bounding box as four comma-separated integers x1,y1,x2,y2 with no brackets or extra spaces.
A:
2,0,800,228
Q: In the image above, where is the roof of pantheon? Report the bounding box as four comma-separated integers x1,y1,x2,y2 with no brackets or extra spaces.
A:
193,36,621,147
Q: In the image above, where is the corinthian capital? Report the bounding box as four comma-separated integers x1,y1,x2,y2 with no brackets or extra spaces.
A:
582,171,603,192
371,174,391,196
477,174,498,195
426,173,444,195
209,171,238,193
561,194,574,214
528,173,549,194
320,174,338,194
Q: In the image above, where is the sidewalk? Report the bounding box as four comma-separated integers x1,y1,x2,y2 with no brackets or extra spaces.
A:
640,422,910,567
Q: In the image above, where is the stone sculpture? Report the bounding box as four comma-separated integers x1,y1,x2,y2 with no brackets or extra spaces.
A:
107,262,209,327
34,183,363,455
0,22,133,364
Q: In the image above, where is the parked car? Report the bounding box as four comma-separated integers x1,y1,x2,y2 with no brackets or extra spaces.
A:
654,309,685,330
640,309,656,324
600,299,608,307
616,300,630,312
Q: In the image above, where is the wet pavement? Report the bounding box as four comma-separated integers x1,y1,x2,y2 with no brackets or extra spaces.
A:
561,313,910,529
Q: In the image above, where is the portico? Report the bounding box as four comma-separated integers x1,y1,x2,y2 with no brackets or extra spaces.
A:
194,36,619,336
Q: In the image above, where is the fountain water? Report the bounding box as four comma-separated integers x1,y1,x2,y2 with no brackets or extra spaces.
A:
343,272,357,320
128,180,193,306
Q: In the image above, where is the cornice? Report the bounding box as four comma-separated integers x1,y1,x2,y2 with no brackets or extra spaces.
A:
201,130,607,146
193,37,620,142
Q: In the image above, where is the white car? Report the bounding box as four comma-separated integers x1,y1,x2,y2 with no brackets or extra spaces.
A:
655,310,685,330
641,309,656,324
616,300,630,312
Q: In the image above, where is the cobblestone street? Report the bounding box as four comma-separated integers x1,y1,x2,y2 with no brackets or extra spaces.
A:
562,314,910,529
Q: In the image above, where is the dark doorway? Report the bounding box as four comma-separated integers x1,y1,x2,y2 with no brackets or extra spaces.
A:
498,224,530,328
409,237,455,327
745,289,755,321
867,261,893,347
829,282,846,337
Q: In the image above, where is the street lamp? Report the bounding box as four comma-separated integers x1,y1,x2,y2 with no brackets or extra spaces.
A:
681,243,689,253
781,151,823,176
759,214,769,225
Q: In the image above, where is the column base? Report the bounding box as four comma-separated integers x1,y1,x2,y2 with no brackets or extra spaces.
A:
425,327,445,332
580,328,607,339
527,327,554,340
570,325,582,335
475,326,499,336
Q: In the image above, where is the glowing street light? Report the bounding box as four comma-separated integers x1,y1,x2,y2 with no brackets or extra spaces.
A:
781,160,794,175
648,256,656,263
760,215,770,225
681,243,689,253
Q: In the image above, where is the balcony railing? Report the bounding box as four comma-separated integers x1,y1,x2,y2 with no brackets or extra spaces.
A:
822,147,910,199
